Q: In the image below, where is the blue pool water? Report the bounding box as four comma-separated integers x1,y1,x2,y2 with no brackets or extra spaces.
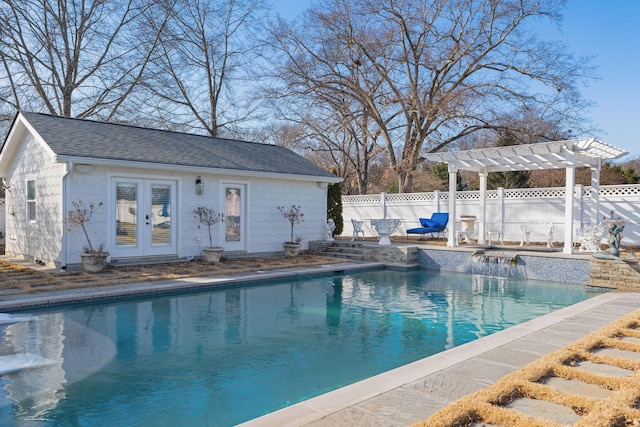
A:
0,269,604,426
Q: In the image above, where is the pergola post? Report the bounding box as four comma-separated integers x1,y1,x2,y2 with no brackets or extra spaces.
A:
564,166,576,254
478,169,487,244
448,164,458,247
591,159,601,224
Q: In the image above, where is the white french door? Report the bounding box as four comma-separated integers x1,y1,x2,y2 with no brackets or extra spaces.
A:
112,178,177,257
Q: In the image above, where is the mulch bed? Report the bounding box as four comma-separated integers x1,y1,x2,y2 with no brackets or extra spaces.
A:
0,254,344,295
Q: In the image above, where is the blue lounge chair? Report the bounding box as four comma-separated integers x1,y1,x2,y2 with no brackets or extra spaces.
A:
406,212,449,240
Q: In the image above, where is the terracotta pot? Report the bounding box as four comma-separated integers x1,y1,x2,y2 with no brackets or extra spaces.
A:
282,242,301,257
202,247,224,263
80,252,108,273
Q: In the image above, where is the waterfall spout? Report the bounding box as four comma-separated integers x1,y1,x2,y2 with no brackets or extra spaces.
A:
470,250,524,278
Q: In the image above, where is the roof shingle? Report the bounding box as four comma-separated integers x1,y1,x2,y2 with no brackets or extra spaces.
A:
17,112,336,179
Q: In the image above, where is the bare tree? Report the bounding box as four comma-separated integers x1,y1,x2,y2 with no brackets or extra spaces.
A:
318,104,385,195
271,93,387,194
268,0,595,192
141,0,267,137
0,0,166,128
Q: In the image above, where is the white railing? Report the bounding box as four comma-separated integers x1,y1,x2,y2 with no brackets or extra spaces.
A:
342,184,640,246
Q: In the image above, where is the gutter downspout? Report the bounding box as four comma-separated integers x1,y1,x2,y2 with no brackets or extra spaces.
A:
61,161,73,270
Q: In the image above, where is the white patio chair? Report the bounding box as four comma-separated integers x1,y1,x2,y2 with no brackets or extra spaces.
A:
351,218,365,241
486,218,504,245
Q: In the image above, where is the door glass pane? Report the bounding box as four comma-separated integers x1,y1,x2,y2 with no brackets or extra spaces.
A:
151,185,171,246
225,187,241,242
116,183,137,247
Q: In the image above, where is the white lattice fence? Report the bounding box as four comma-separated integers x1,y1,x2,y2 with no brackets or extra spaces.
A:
342,184,640,245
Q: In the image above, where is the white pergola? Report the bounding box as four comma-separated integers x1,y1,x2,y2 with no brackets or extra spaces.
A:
424,138,628,254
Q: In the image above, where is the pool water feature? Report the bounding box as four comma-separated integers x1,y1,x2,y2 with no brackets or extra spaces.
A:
470,250,523,278
0,269,605,426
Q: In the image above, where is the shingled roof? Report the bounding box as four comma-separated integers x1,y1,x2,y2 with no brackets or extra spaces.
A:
9,112,337,180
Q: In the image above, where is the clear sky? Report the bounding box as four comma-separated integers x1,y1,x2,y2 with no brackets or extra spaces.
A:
552,0,640,158
274,0,639,159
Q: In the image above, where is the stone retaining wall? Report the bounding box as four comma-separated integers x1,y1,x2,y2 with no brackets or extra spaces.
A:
362,245,418,265
588,258,640,289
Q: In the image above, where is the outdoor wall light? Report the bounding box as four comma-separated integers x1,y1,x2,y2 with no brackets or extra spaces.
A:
195,176,204,195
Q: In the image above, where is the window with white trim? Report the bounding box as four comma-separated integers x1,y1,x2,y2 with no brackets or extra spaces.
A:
27,180,36,221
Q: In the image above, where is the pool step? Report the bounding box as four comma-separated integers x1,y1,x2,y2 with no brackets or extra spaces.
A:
323,242,365,261
0,313,36,325
0,313,59,374
0,353,59,374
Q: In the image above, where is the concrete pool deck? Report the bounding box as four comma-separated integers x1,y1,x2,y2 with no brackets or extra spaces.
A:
0,255,638,426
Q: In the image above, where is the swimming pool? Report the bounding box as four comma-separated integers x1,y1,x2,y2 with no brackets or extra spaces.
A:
0,269,604,426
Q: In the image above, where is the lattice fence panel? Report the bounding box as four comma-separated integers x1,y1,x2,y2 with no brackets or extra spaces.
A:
456,191,480,200
385,192,435,202
504,187,565,199
486,192,498,200
600,185,640,197
343,194,381,204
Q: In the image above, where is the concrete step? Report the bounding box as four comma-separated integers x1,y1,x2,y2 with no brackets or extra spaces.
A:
572,360,634,377
322,242,365,261
323,251,364,261
503,397,580,425
329,242,365,249
326,246,364,254
592,346,640,361
109,255,184,266
541,376,612,399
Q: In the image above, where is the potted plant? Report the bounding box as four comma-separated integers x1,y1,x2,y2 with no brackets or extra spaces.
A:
65,199,109,273
278,205,304,257
194,206,224,262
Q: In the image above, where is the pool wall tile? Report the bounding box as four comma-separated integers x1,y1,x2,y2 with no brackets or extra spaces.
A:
418,249,590,284
518,255,590,284
419,250,471,273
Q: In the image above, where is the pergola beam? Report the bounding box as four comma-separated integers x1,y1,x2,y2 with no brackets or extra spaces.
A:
425,139,628,254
